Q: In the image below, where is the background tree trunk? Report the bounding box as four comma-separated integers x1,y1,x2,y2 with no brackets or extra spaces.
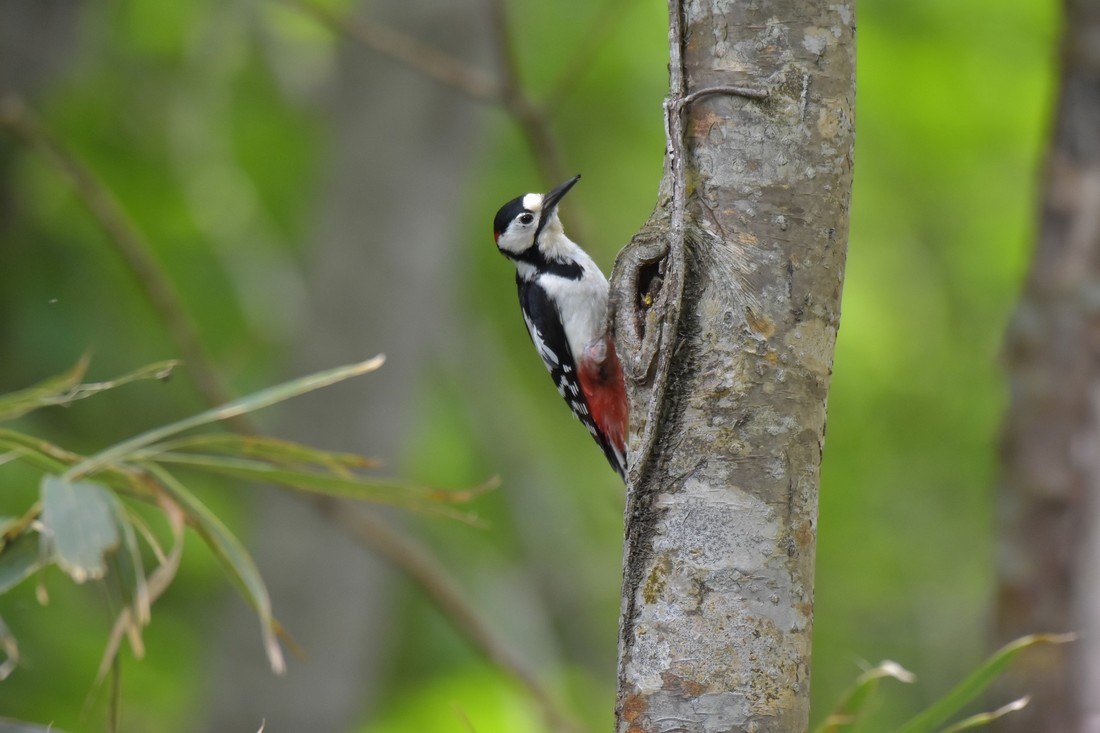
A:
201,2,488,729
611,1,855,731
993,2,1100,731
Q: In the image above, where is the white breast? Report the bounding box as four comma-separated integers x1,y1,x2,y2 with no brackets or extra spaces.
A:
536,250,610,365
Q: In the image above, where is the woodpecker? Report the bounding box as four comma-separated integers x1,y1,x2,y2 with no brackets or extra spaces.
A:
492,175,628,479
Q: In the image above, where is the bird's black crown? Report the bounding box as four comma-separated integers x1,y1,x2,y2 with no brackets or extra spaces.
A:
493,196,529,239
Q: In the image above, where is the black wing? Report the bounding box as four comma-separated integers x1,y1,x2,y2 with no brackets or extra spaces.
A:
516,276,623,476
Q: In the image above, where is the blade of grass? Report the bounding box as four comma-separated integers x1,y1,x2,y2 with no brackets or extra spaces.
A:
896,633,1076,733
141,462,285,674
62,355,384,482
812,661,915,733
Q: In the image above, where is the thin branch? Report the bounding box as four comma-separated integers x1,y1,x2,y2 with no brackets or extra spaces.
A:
1,95,581,733
543,0,634,110
290,0,588,241
487,0,571,188
314,497,584,733
0,95,241,427
286,0,499,102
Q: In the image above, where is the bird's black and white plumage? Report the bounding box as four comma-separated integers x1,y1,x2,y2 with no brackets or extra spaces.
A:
492,175,627,479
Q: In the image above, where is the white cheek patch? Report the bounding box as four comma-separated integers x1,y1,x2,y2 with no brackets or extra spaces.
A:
522,193,544,212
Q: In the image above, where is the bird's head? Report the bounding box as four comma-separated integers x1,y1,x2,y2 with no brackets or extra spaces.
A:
492,174,580,258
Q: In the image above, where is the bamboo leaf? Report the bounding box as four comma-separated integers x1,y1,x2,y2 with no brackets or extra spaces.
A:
63,355,385,481
146,451,494,526
0,615,18,681
40,359,178,408
0,356,179,422
0,354,89,421
106,494,149,626
146,451,486,503
812,661,915,733
141,433,381,472
0,531,42,595
939,696,1030,732
95,491,185,685
0,430,156,499
141,463,285,674
39,475,120,583
896,633,1076,733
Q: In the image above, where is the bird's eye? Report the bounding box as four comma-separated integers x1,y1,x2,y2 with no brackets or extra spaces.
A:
518,213,535,225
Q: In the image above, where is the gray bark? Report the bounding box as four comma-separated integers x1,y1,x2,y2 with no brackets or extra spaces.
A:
611,1,855,731
993,2,1100,731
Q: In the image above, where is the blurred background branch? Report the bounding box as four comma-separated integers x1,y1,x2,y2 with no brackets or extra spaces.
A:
0,95,238,419
289,0,589,240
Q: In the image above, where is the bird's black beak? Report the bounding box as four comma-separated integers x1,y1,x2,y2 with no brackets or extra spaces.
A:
542,174,581,214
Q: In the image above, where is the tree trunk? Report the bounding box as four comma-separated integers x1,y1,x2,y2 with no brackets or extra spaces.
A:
993,2,1100,731
611,1,855,731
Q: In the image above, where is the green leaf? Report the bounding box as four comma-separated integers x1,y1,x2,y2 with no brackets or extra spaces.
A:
39,475,120,583
0,614,18,680
63,354,385,481
812,661,915,733
0,357,178,422
0,430,157,499
42,359,178,406
896,633,1076,733
0,531,43,594
145,451,494,526
141,462,285,674
940,696,1030,732
145,451,475,503
106,494,149,626
142,433,381,472
0,354,89,421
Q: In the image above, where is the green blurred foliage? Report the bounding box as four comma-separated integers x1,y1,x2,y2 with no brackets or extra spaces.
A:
0,0,1059,730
